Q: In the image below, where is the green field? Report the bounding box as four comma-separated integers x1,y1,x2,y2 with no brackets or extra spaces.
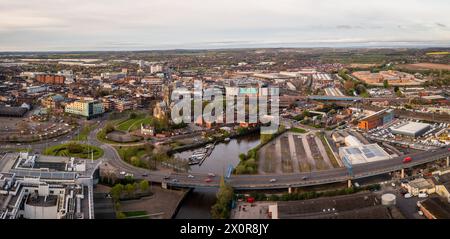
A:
115,114,149,132
43,143,104,160
115,146,147,161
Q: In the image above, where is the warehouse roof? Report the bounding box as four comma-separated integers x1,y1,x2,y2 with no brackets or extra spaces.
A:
0,106,28,117
340,143,392,165
391,122,430,135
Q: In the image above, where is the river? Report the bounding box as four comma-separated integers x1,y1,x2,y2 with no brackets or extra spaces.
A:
174,134,260,219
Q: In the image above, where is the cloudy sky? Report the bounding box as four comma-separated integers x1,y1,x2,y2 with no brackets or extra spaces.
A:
0,0,449,51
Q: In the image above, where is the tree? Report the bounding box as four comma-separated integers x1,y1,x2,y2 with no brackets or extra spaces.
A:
383,79,389,88
343,80,355,94
235,164,247,174
129,112,138,119
110,184,124,201
139,180,149,192
104,123,115,133
211,177,234,219
130,156,140,166
67,143,83,154
125,183,135,196
116,212,126,219
238,153,247,161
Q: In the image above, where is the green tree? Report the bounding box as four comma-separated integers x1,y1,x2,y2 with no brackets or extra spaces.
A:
235,165,247,174
211,177,234,219
130,156,140,166
104,123,115,133
238,153,247,161
67,143,83,154
110,184,124,201
129,112,138,119
139,180,149,192
116,212,126,219
383,79,389,88
125,183,135,196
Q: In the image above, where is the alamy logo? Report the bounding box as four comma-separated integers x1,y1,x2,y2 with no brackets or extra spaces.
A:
171,80,280,134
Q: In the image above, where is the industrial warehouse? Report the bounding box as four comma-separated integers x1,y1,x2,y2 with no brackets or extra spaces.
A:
390,122,431,138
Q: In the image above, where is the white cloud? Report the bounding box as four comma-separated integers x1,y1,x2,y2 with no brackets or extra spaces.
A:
0,0,449,50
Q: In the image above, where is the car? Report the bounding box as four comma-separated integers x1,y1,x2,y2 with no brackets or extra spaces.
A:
171,179,179,183
204,178,212,183
269,179,277,183
301,176,308,180
188,175,195,178
163,176,170,180
125,173,133,177
208,173,216,177
403,157,412,164
418,193,428,198
404,193,412,199
119,171,126,175
142,174,148,177
391,183,396,187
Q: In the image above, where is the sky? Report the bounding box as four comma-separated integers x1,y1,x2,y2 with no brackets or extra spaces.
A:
0,0,450,51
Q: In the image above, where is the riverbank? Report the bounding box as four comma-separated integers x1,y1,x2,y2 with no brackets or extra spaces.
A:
168,127,260,154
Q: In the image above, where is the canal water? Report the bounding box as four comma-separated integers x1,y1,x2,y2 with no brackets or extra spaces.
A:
174,134,261,175
174,134,260,219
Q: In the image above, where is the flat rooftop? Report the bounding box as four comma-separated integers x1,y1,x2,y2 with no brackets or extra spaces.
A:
26,194,58,207
340,143,392,165
421,197,450,219
391,122,430,135
276,192,404,219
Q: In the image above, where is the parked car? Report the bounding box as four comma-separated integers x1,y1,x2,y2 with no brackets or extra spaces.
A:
269,179,277,183
188,175,195,178
204,178,212,183
418,193,428,198
404,193,412,199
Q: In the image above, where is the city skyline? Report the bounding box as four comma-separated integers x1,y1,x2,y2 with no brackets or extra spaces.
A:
1,0,450,51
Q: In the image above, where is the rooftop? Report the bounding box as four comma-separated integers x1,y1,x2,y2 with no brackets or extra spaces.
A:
26,194,58,207
421,197,450,219
391,122,430,135
340,143,392,165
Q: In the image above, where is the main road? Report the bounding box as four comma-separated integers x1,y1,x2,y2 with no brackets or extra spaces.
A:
2,116,449,191
165,146,450,190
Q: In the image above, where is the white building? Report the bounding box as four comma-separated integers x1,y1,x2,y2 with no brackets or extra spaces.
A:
339,144,392,165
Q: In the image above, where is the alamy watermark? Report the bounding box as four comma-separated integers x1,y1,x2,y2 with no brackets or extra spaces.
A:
171,80,279,134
